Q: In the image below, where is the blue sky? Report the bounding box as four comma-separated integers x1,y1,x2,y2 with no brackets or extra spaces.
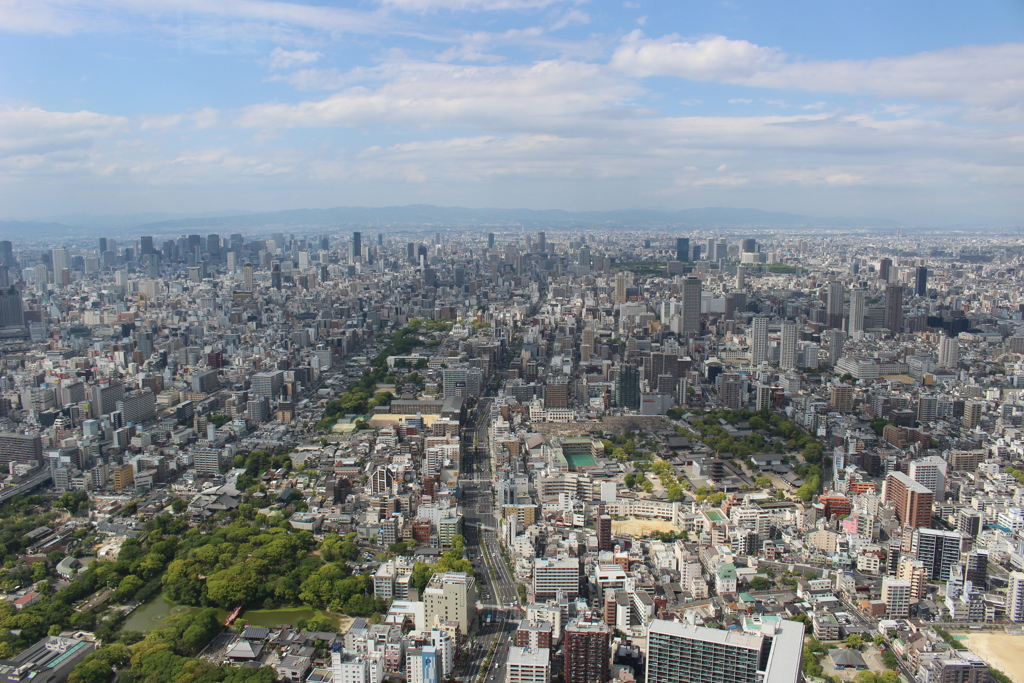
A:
1,0,1022,224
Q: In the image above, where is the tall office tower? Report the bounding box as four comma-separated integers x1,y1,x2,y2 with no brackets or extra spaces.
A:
884,471,934,528
740,238,756,254
913,528,966,581
751,316,769,365
563,619,610,683
909,455,948,501
676,237,690,262
884,283,903,333
418,244,428,264
613,271,628,303
848,289,865,336
0,287,24,329
0,242,11,269
735,265,746,289
271,262,282,290
351,231,362,263
724,292,746,321
879,257,892,281
578,245,591,268
536,231,546,253
139,235,154,256
715,238,728,261
914,266,928,296
423,572,477,634
454,266,465,289
647,618,803,683
377,233,383,246
615,363,640,410
706,238,716,260
680,276,702,335
98,237,107,254
487,232,495,249
207,233,220,258
779,320,798,370
938,335,959,370
407,242,416,263
1008,573,1024,622
826,282,844,330
243,263,254,292
51,247,69,275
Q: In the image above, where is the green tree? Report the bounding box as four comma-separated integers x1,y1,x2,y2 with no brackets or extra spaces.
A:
845,633,863,649
749,577,772,591
755,476,771,488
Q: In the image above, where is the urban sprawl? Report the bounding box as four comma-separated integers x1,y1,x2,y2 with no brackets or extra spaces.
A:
0,227,1020,683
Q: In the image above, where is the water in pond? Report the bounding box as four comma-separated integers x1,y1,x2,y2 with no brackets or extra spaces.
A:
121,592,337,633
122,593,214,633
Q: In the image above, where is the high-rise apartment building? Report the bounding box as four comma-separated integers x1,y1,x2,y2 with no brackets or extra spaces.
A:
884,471,934,528
564,619,610,683
779,320,797,370
826,282,844,330
751,317,769,366
848,289,865,336
913,528,965,581
0,433,42,467
614,363,640,411
881,577,911,618
646,618,803,683
938,335,959,370
908,456,947,502
829,384,854,412
1007,572,1024,622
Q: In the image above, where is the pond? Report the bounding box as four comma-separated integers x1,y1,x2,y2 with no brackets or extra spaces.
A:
121,592,339,633
122,593,216,633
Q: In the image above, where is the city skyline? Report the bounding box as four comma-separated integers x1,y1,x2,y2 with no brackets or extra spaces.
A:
1,1,1023,225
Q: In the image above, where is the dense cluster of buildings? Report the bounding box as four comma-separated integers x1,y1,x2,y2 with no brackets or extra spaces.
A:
0,226,1023,683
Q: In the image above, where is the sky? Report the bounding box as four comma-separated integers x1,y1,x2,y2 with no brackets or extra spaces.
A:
1,0,1023,225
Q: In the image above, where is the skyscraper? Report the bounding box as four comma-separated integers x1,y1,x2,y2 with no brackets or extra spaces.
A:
613,272,628,303
884,283,903,333
488,232,495,249
536,231,546,253
615,363,640,410
779,320,797,370
646,618,803,683
885,471,934,528
139,235,154,256
751,316,769,366
826,282,844,330
915,266,928,296
680,276,701,335
351,231,362,263
740,238,756,254
879,257,892,281
848,289,865,336
676,237,690,262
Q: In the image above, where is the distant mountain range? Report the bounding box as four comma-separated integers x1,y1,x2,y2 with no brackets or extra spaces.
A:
0,205,901,239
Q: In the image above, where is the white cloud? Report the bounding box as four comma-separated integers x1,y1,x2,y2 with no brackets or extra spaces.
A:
0,107,128,158
376,0,567,11
238,59,641,132
612,32,1024,113
268,47,323,69
0,0,393,37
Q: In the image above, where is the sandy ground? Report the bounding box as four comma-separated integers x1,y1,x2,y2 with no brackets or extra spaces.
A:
334,615,356,633
960,634,1024,683
613,518,681,538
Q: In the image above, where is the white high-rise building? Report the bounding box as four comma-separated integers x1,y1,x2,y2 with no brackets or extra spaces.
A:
938,335,959,370
881,577,911,618
909,456,948,502
1008,572,1024,622
849,289,865,336
779,320,798,370
750,317,769,366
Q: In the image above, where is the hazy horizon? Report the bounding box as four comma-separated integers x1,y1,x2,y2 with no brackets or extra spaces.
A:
2,1,1023,225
